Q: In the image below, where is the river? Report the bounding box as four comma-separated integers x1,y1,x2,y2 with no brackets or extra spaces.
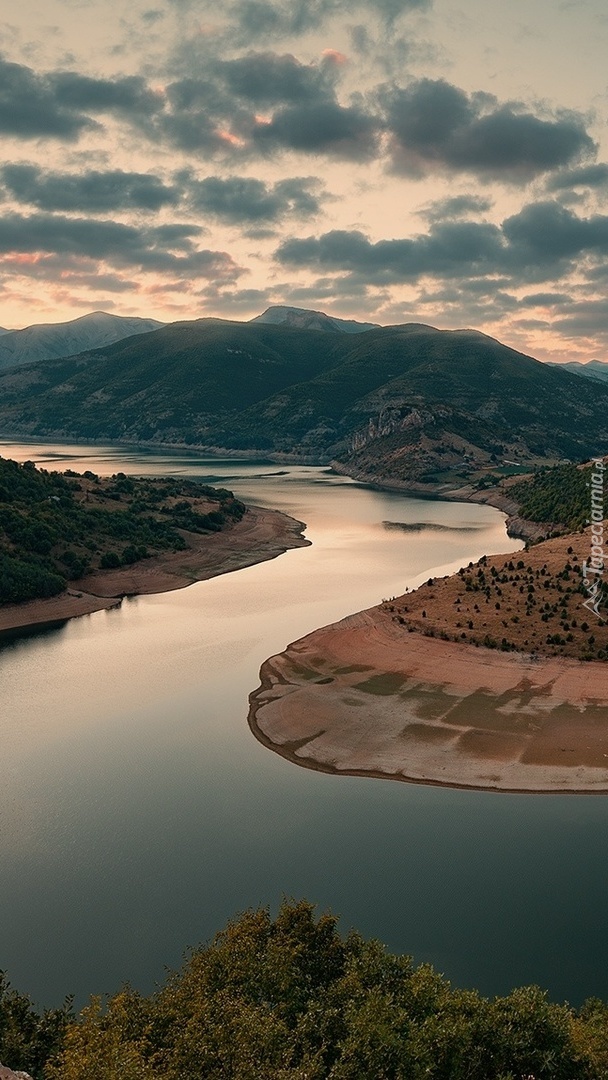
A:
1,440,607,1009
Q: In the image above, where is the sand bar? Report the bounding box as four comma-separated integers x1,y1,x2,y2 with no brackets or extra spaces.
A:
0,506,309,634
249,602,608,794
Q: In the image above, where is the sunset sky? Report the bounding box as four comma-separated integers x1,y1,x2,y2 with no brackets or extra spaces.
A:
1,0,607,362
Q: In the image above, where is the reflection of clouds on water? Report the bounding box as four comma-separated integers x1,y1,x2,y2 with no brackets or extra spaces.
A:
382,520,483,534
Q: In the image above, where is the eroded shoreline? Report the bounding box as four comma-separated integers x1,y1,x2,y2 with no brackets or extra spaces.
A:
249,573,608,795
0,505,309,635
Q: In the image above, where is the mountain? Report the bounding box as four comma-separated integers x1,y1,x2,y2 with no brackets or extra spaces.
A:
0,311,165,371
250,305,378,334
547,359,608,383
0,318,606,489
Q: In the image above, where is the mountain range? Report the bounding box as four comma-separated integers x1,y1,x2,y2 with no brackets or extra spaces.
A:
547,358,608,383
0,312,606,490
0,311,164,371
0,306,377,372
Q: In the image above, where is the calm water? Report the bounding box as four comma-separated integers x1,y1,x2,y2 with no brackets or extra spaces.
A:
1,440,607,1009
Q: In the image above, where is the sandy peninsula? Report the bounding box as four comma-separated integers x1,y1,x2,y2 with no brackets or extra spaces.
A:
249,533,608,794
0,505,309,635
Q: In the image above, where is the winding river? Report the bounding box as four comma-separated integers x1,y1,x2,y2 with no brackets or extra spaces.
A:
1,440,607,1008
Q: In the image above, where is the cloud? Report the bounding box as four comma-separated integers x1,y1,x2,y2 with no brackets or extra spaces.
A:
217,51,335,104
276,221,504,282
49,71,161,117
227,0,429,42
550,298,608,336
519,291,571,307
158,50,379,159
420,194,493,221
186,175,323,222
253,101,379,159
547,163,608,191
502,201,608,264
275,201,608,285
0,211,241,280
155,76,253,153
382,78,596,180
0,56,97,140
0,55,163,144
1,165,179,213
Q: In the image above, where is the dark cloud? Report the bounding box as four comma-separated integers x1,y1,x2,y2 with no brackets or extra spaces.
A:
159,53,367,158
164,78,230,114
217,52,335,105
519,291,571,307
502,201,608,264
382,78,596,180
0,212,241,280
276,221,504,282
157,77,252,153
276,201,608,285
547,163,608,191
1,165,179,213
0,56,97,140
253,102,379,159
186,175,322,222
548,299,608,337
157,111,236,154
0,55,162,144
49,71,161,117
141,8,165,23
421,194,493,221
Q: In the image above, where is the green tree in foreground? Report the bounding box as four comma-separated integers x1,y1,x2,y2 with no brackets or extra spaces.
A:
40,900,608,1080
0,971,72,1077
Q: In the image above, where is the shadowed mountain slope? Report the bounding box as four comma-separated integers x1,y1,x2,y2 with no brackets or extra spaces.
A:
0,317,606,486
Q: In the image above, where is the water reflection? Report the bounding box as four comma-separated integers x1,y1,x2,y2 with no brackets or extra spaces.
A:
1,441,607,1012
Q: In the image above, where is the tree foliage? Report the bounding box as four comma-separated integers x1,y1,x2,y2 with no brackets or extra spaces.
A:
35,900,608,1080
511,462,600,530
0,457,245,606
0,970,72,1077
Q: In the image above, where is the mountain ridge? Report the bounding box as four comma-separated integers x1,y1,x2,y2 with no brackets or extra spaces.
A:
0,316,606,491
548,358,608,383
0,311,165,371
250,305,379,334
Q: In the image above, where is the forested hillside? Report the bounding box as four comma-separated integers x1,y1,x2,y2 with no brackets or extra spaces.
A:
0,319,606,489
510,462,602,531
0,457,244,605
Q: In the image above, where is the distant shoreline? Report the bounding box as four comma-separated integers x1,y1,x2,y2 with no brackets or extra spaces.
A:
0,431,546,541
0,505,309,636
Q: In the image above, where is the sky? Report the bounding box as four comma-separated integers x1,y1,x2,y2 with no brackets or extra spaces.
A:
1,0,608,362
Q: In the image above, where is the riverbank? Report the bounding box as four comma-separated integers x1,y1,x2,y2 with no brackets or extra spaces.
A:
249,532,608,794
0,433,557,542
0,505,309,634
328,461,557,543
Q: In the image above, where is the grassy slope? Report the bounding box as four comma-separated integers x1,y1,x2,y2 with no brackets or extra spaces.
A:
382,461,608,660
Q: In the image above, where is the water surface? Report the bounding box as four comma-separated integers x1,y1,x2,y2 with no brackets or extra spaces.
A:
1,441,606,1008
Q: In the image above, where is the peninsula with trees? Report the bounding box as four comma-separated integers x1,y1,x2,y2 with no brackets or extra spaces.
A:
0,455,308,633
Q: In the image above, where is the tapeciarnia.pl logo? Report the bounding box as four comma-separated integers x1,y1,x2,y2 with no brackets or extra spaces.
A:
582,457,605,619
